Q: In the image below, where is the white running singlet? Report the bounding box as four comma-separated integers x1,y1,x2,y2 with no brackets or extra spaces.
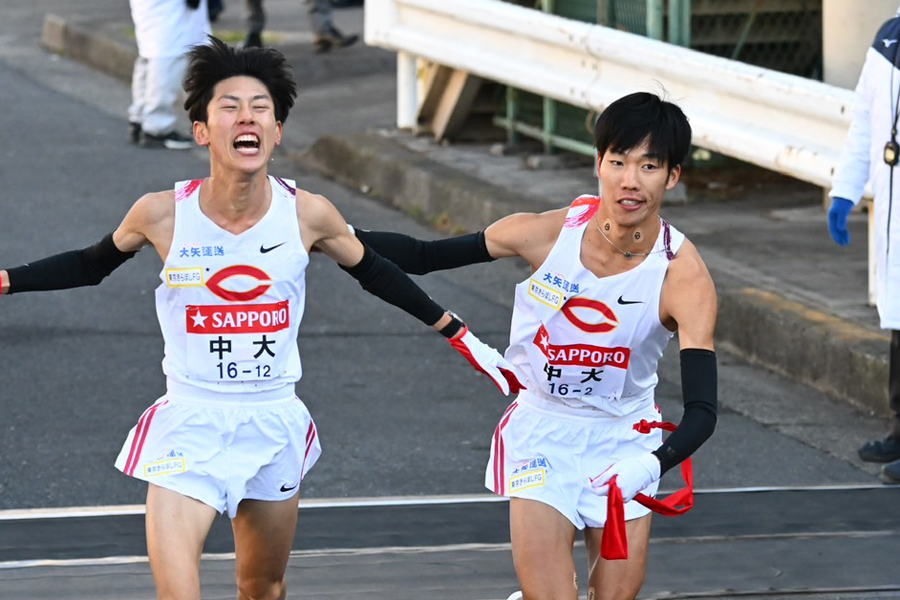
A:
505,195,684,416
157,176,307,400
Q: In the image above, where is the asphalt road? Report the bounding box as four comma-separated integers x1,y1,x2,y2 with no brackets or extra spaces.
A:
0,2,898,598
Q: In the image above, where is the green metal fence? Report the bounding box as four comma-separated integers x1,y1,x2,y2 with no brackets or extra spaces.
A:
495,0,823,156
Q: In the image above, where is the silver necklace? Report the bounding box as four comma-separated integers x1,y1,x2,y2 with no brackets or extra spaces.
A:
594,218,654,260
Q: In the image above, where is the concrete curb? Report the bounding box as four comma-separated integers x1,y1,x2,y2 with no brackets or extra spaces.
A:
299,134,550,234
716,288,889,416
301,132,892,419
42,14,136,83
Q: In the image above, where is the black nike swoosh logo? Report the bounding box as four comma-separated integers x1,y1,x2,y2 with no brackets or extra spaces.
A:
260,242,286,254
280,482,299,493
617,295,644,305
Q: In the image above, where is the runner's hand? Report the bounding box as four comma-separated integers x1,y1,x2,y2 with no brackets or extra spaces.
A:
589,453,661,502
449,327,526,396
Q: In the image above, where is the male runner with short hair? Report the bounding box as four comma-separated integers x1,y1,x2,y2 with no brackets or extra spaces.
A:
0,37,521,600
350,92,718,600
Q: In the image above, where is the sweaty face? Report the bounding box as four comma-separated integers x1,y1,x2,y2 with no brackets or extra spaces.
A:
597,139,680,227
194,75,282,173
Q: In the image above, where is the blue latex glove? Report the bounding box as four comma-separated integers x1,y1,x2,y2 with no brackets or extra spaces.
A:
827,197,854,246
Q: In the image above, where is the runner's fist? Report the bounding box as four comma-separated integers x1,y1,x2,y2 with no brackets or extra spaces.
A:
449,327,526,396
589,453,661,502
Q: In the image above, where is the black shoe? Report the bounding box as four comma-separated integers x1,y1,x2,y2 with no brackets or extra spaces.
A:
881,459,900,483
129,122,142,144
313,28,358,53
244,32,262,48
140,130,193,150
858,436,900,462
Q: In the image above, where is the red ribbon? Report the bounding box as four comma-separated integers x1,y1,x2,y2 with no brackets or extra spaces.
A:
599,419,694,560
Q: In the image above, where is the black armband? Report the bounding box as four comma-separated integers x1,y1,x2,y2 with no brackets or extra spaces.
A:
340,243,445,326
6,233,137,295
653,349,718,474
353,229,494,275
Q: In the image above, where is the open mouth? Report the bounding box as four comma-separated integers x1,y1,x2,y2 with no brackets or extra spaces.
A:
233,134,261,154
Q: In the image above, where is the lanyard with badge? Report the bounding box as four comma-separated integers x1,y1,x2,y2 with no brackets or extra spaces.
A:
886,30,900,253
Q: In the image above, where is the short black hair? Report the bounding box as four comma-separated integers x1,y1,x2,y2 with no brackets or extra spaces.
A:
593,92,692,170
183,36,297,124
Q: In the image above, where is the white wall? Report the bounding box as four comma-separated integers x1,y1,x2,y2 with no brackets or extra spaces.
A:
823,0,898,89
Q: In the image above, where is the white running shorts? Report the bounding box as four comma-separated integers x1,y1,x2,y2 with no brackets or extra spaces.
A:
115,394,321,518
485,392,662,529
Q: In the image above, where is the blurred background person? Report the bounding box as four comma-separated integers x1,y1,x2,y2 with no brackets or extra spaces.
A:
128,0,211,149
243,0,357,52
828,4,900,483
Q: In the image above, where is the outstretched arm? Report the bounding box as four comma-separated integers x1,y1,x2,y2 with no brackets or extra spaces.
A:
1,234,137,296
351,228,494,274
0,191,171,297
298,190,525,395
350,208,568,274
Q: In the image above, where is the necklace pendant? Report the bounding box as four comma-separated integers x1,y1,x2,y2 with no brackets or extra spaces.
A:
623,251,634,260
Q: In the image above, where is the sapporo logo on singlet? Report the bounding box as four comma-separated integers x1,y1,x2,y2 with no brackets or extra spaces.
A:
533,324,630,369
183,265,290,381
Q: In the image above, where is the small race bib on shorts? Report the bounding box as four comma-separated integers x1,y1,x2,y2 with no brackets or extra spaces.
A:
508,457,550,493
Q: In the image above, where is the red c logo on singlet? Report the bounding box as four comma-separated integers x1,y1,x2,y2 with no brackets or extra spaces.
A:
560,297,618,333
206,265,272,302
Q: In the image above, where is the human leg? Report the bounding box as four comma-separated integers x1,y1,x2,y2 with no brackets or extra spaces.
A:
859,329,900,462
139,55,192,149
509,497,579,600
304,0,358,52
889,329,900,437
879,331,900,481
145,484,218,600
208,0,225,22
583,514,652,600
128,56,148,143
304,0,332,36
232,493,301,600
245,0,265,47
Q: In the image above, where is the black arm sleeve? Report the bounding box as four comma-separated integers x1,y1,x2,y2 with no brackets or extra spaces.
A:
340,243,445,326
652,348,718,475
6,233,137,294
353,229,494,275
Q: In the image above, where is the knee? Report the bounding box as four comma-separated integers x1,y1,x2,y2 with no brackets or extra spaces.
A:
237,576,286,600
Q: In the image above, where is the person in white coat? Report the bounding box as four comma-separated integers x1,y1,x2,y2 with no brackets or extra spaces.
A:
829,3,900,483
128,0,211,149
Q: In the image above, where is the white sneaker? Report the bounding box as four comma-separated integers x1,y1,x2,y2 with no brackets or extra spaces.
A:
506,592,523,600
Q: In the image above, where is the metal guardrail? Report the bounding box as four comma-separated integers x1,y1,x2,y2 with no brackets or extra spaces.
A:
366,0,854,189
365,0,875,301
